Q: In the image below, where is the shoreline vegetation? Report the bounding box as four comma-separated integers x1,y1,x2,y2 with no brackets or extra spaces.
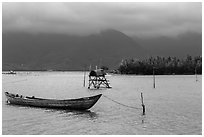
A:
117,55,202,75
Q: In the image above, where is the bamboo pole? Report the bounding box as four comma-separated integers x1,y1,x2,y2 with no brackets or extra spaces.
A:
141,92,145,115
89,65,92,71
83,66,86,87
153,67,156,88
195,67,198,82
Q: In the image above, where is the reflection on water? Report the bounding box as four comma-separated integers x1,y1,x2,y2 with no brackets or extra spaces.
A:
6,103,98,120
47,109,98,120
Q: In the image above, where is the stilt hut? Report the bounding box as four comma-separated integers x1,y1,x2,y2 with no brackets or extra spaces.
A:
88,69,111,89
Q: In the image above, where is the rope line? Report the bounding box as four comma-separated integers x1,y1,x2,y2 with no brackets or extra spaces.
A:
103,95,141,110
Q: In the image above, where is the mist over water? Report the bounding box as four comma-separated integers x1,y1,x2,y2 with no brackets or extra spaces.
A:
2,72,202,135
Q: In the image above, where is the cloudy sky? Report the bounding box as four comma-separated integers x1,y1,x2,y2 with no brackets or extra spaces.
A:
3,2,202,38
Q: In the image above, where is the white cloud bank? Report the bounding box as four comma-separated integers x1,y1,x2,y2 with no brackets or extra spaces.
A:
2,2,202,38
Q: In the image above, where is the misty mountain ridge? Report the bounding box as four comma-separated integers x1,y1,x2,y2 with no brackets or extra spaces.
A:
133,32,202,58
3,29,147,70
3,29,201,71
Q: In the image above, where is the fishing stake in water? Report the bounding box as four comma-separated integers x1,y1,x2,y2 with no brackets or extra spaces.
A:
153,67,156,88
83,66,86,87
141,92,145,115
195,67,198,82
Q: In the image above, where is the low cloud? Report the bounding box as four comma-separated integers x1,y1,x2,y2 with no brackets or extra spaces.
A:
3,2,202,38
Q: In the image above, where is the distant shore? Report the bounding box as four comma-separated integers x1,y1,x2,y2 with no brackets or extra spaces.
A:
2,70,202,76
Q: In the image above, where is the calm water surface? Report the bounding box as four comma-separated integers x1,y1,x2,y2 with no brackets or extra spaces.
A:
2,71,202,135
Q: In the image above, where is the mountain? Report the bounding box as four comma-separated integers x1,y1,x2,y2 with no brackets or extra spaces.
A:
3,29,147,70
133,32,202,58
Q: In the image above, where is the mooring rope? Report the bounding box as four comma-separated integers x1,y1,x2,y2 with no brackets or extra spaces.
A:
103,95,141,110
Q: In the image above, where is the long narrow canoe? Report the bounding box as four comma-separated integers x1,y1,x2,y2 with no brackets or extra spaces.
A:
5,92,102,110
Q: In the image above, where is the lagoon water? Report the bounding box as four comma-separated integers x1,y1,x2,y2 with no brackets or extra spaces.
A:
2,72,202,135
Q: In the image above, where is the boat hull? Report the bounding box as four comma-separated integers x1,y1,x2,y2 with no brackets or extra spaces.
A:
5,92,102,110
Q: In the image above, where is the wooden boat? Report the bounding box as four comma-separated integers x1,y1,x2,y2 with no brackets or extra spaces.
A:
4,92,102,110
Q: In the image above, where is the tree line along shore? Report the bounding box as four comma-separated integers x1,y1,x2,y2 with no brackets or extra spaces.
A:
115,55,202,75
